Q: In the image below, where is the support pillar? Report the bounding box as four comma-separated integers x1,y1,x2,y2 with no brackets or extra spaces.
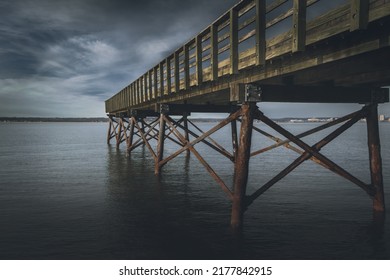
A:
366,103,385,213
116,117,123,149
126,118,135,155
155,114,166,175
107,116,114,144
231,103,255,229
183,113,190,156
231,119,238,161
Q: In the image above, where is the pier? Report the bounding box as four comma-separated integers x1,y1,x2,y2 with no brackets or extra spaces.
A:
105,0,390,228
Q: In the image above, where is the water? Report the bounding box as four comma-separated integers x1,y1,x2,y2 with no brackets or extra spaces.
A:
0,121,389,260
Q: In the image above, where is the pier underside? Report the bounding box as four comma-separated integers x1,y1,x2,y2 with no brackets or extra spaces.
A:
108,85,388,228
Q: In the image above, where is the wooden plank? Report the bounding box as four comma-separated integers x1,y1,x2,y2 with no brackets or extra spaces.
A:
293,0,306,52
256,0,266,66
350,0,369,31
211,23,219,81
230,8,239,75
196,35,203,85
255,85,389,103
266,0,288,13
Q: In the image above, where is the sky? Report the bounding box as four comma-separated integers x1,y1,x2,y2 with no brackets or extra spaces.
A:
0,0,389,118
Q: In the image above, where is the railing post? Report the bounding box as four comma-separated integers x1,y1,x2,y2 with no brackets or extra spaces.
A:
153,66,158,99
255,0,266,66
292,0,306,52
136,79,140,105
144,73,148,101
184,44,190,90
159,62,164,97
196,35,203,85
366,103,385,213
350,0,369,31
174,50,180,93
148,70,153,100
166,57,172,94
211,24,219,81
231,103,255,229
230,8,239,75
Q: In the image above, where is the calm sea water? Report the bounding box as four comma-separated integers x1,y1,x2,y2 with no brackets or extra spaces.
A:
0,121,389,260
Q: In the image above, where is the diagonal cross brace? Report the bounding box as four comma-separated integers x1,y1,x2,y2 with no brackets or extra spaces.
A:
248,107,374,205
163,115,234,200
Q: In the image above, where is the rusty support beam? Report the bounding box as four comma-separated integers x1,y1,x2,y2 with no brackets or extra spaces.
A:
116,117,124,149
133,118,158,160
126,118,136,155
171,118,234,161
183,113,190,156
366,103,385,212
248,108,367,204
164,115,233,200
250,109,365,156
231,103,255,229
159,110,241,168
254,108,373,196
231,119,238,161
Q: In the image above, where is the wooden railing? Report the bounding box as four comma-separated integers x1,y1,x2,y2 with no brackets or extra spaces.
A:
105,0,388,114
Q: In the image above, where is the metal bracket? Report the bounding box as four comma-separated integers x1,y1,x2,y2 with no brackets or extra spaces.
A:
159,104,170,114
245,84,262,102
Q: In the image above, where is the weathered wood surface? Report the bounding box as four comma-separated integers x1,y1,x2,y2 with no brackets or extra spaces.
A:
106,0,390,114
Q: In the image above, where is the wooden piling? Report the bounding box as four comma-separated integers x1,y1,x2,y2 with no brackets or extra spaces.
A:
126,118,135,155
366,103,385,212
155,114,166,175
107,117,113,144
231,120,238,161
231,104,254,229
116,117,123,149
183,113,190,156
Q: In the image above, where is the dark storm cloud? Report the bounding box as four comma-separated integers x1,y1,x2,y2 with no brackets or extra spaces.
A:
0,0,237,116
0,0,389,117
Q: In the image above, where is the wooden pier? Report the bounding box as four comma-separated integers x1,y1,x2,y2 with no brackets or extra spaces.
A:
105,0,390,228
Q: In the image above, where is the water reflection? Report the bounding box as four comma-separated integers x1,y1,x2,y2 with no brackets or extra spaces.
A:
103,123,389,260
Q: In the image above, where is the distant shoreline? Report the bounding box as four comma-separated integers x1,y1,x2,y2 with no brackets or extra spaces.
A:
0,117,108,123
1,117,389,123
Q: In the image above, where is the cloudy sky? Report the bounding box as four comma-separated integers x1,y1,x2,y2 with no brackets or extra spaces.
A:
0,0,389,118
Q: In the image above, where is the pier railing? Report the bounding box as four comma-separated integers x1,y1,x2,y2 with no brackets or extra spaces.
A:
105,0,390,114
